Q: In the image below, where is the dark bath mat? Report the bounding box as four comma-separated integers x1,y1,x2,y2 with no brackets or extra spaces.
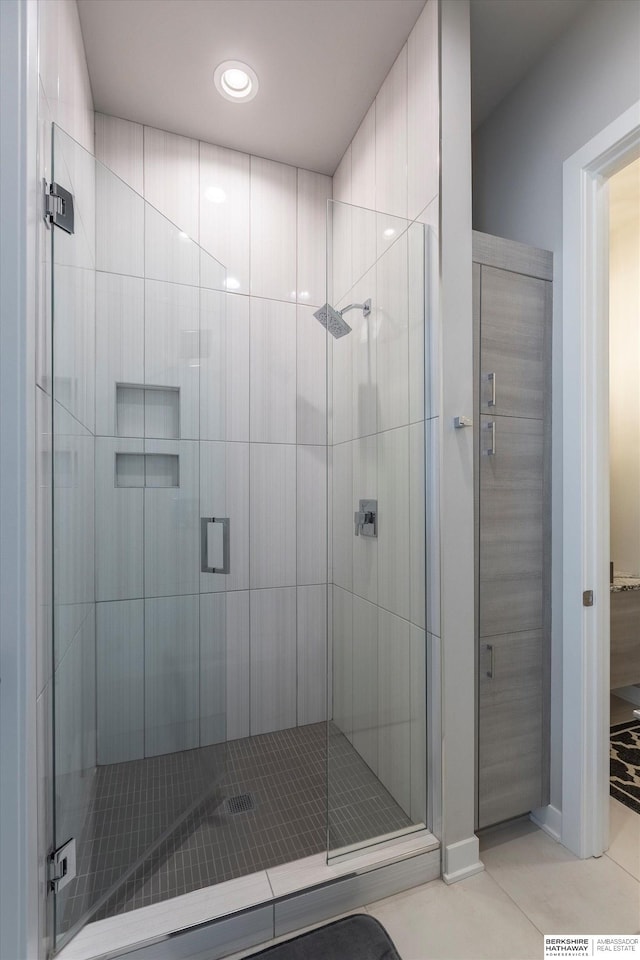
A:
244,914,402,960
610,720,640,815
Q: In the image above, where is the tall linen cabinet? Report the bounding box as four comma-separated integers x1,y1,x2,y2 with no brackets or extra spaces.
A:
473,232,552,829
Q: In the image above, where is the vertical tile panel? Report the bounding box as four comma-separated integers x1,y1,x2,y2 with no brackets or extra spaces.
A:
145,204,199,286
297,585,328,725
249,297,297,443
199,288,226,441
250,443,297,589
410,624,427,824
250,156,297,302
52,263,96,433
332,441,353,593
145,279,200,439
332,585,353,740
297,304,327,446
352,435,378,604
250,587,297,735
144,440,200,597
95,113,144,194
226,590,250,741
350,105,377,283
200,593,227,746
200,441,249,593
225,293,251,441
36,683,52,956
348,266,378,440
410,422,426,629
95,272,144,437
331,323,353,445
36,388,52,698
407,0,439,221
375,46,408,219
145,595,200,756
96,162,145,277
332,147,352,204
143,126,199,241
426,417,441,638
96,600,144,763
378,426,411,620
420,196,440,420
95,438,144,602
200,142,250,293
297,169,332,307
376,233,409,432
378,608,411,814
408,221,426,425
352,595,378,772
297,445,327,586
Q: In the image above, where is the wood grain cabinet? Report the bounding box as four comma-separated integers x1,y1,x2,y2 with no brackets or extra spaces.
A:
473,232,552,830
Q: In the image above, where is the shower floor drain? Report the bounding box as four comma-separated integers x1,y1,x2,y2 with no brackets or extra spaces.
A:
225,793,255,815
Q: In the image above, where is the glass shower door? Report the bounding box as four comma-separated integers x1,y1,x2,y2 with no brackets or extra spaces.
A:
327,199,432,857
51,124,233,950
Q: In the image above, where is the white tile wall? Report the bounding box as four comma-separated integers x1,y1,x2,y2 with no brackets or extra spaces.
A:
249,297,297,443
352,435,378,604
407,0,439,221
200,441,249,593
95,113,144,194
250,156,297,302
144,280,200,438
145,203,199,286
145,594,200,756
95,438,144,602
351,105,376,210
250,443,297,589
377,426,410,621
410,624,427,823
224,293,251,441
200,143,250,293
200,593,227,746
376,233,409,433
36,388,52,698
378,607,411,814
96,600,144,764
348,266,378,440
53,263,95,432
332,585,353,740
352,595,378,772
144,440,200,598
95,271,144,437
250,587,297,735
409,421,426,630
296,304,327,446
297,170,332,307
297,445,327,586
96,162,145,277
426,417,441,638
144,126,200,241
375,46,408,219
408,221,427,425
332,441,353,593
297,585,327,725
226,591,251,741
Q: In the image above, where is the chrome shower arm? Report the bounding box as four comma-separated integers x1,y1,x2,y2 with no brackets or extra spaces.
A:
340,299,371,317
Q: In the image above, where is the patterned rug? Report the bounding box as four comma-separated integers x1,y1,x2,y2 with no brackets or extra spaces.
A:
610,720,640,814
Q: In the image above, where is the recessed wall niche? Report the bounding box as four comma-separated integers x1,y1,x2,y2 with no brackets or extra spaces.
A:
116,383,180,439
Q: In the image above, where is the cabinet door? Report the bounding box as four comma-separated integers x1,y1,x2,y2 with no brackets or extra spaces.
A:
478,631,545,828
479,414,544,638
479,265,550,420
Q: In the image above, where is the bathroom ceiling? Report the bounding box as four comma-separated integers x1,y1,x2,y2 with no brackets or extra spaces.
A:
77,0,590,175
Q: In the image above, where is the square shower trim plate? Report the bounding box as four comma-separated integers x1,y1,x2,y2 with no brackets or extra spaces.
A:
56,830,439,960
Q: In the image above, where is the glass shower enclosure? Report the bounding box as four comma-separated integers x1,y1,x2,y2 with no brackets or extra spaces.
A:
50,124,433,955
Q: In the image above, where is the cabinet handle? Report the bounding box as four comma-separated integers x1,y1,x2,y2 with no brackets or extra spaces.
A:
201,517,230,574
486,643,494,679
487,371,496,407
484,421,496,456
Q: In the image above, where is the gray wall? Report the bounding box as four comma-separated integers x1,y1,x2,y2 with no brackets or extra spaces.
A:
472,0,640,810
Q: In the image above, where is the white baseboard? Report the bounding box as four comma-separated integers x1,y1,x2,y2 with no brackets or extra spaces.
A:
442,836,484,885
530,804,562,842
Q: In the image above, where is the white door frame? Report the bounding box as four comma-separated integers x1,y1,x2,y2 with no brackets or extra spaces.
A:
562,101,640,859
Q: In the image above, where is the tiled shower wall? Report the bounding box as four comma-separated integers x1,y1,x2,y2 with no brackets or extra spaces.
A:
329,0,440,824
35,3,95,956
94,115,332,759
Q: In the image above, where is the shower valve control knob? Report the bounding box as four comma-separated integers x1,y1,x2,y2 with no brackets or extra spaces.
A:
354,499,377,538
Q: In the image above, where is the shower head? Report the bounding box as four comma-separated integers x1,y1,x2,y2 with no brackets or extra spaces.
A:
313,299,371,339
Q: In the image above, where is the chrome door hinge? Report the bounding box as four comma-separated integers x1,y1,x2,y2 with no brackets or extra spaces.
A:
48,838,76,892
43,179,75,235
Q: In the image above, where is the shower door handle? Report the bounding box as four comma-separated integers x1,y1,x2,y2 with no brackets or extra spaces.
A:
201,517,230,574
487,371,496,407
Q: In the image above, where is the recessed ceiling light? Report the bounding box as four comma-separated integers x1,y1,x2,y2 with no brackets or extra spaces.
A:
214,60,259,103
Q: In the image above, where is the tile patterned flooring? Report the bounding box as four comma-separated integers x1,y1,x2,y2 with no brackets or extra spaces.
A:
59,722,413,934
